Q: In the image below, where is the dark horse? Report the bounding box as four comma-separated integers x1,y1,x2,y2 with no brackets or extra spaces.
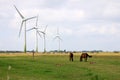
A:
69,52,74,61
80,53,92,62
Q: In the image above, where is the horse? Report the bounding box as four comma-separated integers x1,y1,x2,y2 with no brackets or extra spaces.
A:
80,53,92,62
69,52,74,61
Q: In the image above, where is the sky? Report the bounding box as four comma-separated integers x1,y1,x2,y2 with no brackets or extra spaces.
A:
0,0,120,52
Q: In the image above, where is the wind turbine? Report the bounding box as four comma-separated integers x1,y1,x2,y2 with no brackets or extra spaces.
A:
14,5,37,53
27,16,41,53
53,28,62,52
39,25,48,53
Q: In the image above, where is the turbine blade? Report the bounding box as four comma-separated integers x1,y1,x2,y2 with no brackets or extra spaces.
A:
53,36,62,41
27,28,34,31
13,5,24,19
53,36,58,41
39,31,45,34
19,21,24,37
57,27,59,35
58,37,62,41
44,25,48,32
37,31,41,37
25,16,37,21
36,15,39,27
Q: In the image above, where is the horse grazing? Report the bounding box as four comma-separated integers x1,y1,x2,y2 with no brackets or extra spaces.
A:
80,53,92,62
69,52,74,61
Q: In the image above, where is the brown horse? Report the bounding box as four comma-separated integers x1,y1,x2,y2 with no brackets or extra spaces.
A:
80,53,92,62
69,52,74,61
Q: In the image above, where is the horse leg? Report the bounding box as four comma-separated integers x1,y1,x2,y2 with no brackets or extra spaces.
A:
85,57,87,62
80,57,82,61
72,57,73,61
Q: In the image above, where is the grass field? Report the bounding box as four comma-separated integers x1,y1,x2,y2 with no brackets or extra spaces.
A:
0,53,120,80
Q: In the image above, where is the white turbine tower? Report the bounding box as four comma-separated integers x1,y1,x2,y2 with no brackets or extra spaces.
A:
14,5,36,53
54,28,62,52
27,16,41,53
39,25,48,53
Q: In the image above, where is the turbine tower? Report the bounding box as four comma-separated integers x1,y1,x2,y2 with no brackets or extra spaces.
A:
54,28,62,52
27,16,41,53
35,15,39,53
39,25,48,53
14,5,36,53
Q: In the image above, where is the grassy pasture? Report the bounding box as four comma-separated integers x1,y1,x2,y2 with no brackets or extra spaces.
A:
0,53,120,80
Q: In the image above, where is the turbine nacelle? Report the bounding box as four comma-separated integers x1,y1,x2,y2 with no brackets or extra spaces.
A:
19,16,37,37
27,27,42,37
23,16,37,21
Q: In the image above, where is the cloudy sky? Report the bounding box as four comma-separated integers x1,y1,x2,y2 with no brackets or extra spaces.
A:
0,0,120,51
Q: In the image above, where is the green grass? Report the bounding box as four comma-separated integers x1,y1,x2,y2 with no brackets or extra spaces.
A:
0,54,120,80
